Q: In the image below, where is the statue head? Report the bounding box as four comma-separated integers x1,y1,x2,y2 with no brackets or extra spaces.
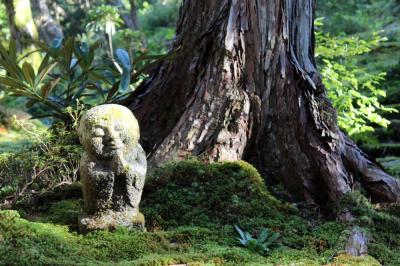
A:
78,104,140,159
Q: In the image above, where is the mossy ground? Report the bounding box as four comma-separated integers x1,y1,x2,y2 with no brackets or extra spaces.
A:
1,159,396,265
377,157,400,178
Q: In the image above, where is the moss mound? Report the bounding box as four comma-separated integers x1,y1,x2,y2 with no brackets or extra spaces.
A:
142,160,289,229
0,210,185,265
0,160,395,265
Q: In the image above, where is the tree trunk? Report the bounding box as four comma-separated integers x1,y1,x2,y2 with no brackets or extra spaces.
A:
128,0,138,29
127,0,400,204
30,0,64,45
2,0,38,50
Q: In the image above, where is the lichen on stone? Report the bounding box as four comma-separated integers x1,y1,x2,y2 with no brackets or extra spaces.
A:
77,104,146,233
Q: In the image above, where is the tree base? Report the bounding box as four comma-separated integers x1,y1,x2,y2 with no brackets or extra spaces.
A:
78,210,145,234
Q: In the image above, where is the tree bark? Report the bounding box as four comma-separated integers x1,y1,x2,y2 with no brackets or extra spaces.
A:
2,0,20,49
127,0,400,203
30,0,64,45
2,0,39,50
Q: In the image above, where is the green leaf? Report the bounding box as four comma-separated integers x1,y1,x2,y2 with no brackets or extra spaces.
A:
267,232,280,244
87,71,109,83
64,37,75,70
9,91,35,97
103,70,116,84
88,39,102,65
0,58,22,79
22,62,36,88
40,77,61,98
25,98,38,108
75,42,89,66
0,42,8,60
73,82,105,102
37,54,51,74
106,83,119,101
35,61,58,87
257,228,269,243
0,76,29,90
115,48,131,70
234,225,246,241
16,49,41,63
8,40,17,61
119,70,130,92
72,83,88,101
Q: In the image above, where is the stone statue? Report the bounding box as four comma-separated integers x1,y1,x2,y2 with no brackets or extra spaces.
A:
77,104,146,233
345,228,368,256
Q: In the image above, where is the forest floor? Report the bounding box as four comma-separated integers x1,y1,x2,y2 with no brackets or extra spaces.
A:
0,108,399,266
1,0,399,264
1,155,400,265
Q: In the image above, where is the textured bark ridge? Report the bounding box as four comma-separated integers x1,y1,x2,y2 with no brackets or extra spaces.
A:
128,0,400,203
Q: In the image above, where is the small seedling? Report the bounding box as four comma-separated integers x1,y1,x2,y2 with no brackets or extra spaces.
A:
234,225,280,255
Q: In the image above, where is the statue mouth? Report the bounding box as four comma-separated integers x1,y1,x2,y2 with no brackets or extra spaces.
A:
105,144,121,151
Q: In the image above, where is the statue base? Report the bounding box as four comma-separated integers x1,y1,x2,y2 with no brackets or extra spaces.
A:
78,210,145,234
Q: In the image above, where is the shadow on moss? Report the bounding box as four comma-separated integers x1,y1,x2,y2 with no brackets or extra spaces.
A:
0,160,390,265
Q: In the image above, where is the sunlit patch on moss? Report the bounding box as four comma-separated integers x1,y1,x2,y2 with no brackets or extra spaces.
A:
1,160,398,265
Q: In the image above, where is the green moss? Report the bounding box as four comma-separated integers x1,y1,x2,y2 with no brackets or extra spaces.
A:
2,160,398,265
140,160,349,264
0,210,179,265
337,191,400,265
328,254,381,265
32,199,82,229
0,210,289,265
0,209,352,266
142,160,289,229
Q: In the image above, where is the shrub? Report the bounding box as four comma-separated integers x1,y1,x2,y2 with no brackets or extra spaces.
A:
138,0,180,30
0,38,173,126
315,18,397,142
0,127,81,206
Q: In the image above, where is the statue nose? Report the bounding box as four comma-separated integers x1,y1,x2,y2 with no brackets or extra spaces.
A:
106,129,118,143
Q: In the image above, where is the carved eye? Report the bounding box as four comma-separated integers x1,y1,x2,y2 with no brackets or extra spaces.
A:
114,124,123,131
92,128,105,137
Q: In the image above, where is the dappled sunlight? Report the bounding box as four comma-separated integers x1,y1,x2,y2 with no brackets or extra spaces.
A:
0,0,399,265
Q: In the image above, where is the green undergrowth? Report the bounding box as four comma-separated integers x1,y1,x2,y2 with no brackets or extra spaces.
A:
0,159,388,265
378,157,400,178
338,191,400,265
0,129,81,205
362,143,400,157
0,129,34,153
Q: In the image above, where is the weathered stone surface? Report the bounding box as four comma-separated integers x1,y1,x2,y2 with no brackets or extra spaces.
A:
77,104,146,233
345,228,368,256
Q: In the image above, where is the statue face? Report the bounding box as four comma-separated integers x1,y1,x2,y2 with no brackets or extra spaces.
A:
78,105,140,160
87,120,125,159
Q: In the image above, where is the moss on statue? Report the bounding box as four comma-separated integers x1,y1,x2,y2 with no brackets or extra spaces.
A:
77,104,146,233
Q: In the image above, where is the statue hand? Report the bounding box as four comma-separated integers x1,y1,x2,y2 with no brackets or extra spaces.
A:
111,149,129,175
